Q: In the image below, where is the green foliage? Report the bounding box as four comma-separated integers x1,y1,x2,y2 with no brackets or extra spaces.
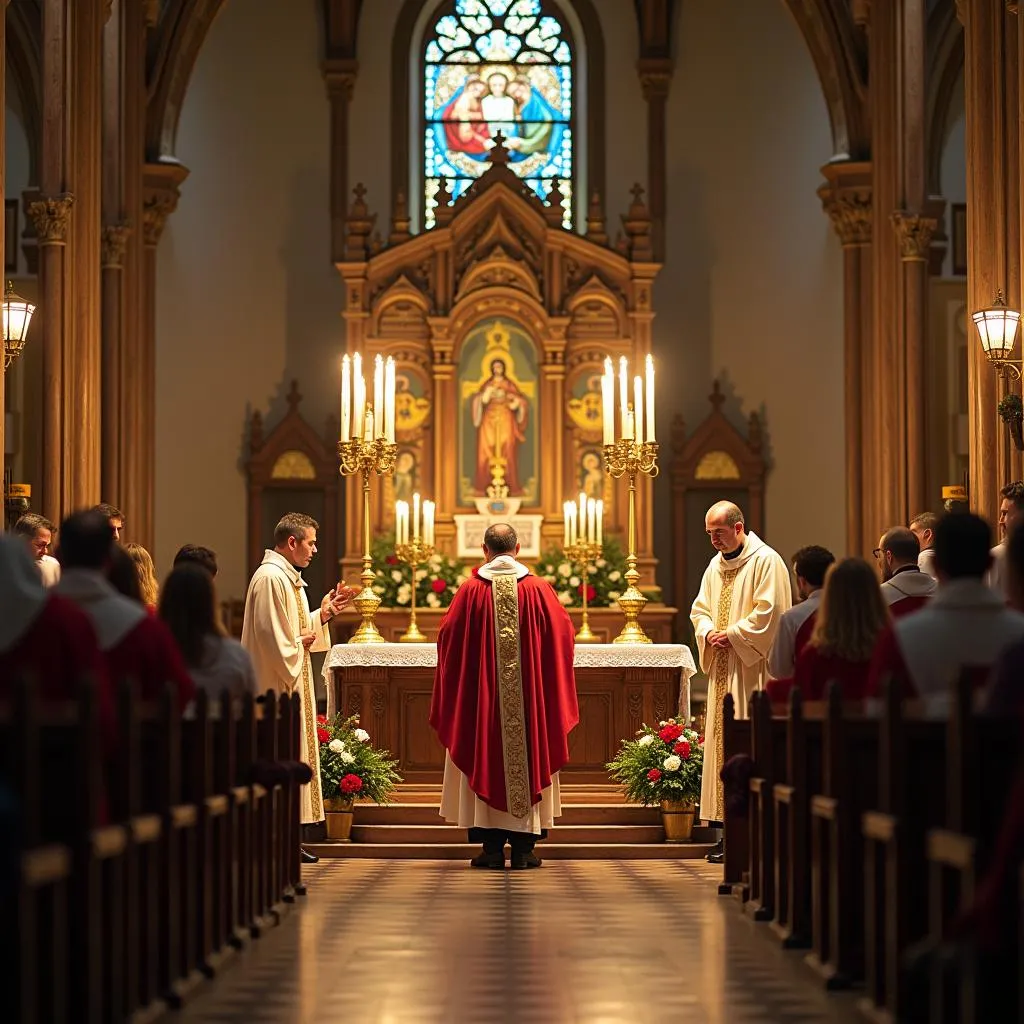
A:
534,536,629,608
998,393,1024,422
369,532,469,610
606,718,704,806
317,713,402,804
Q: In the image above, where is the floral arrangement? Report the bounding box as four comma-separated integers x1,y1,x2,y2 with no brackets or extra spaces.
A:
535,536,629,608
606,718,704,806
370,533,470,610
316,713,402,804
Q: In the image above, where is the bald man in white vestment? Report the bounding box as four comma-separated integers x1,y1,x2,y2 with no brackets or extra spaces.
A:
690,501,791,861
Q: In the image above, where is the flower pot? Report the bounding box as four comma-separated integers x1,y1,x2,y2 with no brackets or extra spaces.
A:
323,796,355,841
1010,413,1024,452
660,799,696,842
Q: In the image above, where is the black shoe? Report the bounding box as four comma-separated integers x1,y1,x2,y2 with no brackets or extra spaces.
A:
470,850,506,869
705,839,723,863
510,851,542,870
301,847,319,864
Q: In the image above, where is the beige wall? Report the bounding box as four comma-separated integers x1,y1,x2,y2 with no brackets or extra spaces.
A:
155,0,341,598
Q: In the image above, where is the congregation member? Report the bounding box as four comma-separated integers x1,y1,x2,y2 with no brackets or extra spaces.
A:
431,523,578,870
173,543,218,577
989,481,1024,596
91,502,125,543
792,558,889,700
867,513,1024,699
690,500,791,861
766,545,834,700
55,510,195,710
241,513,354,862
986,521,1024,714
876,526,937,617
126,543,160,611
909,511,939,579
161,563,257,698
13,512,61,587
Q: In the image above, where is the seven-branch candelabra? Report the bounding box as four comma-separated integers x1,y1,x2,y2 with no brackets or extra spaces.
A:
394,495,436,643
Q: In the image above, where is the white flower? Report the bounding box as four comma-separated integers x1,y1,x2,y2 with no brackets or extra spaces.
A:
659,721,668,727
354,728,370,743
608,590,620,601
608,570,622,582
587,565,598,575
373,584,386,596
596,558,607,569
415,568,428,582
557,590,573,605
557,563,572,578
569,575,580,587
637,734,654,747
429,554,442,569
391,570,403,583
397,583,412,605
328,738,346,753
544,574,556,583
425,592,441,608
663,755,682,772
340,751,355,765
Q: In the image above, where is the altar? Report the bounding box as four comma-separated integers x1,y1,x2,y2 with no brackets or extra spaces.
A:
323,643,696,785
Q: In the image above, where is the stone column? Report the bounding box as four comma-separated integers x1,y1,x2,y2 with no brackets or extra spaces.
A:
0,0,9,486
141,161,188,548
325,63,357,265
819,162,873,556
638,60,672,261
100,225,130,502
961,0,1018,519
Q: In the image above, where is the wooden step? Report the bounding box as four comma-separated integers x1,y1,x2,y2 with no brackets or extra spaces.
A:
381,784,638,805
350,824,668,844
355,802,662,826
304,841,715,861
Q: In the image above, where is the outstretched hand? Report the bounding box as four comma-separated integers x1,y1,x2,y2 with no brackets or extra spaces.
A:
321,582,357,623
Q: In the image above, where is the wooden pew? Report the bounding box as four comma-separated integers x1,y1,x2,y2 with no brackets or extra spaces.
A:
719,692,752,898
806,683,880,988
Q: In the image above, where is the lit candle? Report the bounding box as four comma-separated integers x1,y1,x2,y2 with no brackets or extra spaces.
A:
633,375,644,445
385,357,396,442
618,356,629,434
587,497,596,544
340,355,351,440
423,501,435,547
413,492,421,542
569,502,577,546
623,407,634,441
579,491,587,541
363,408,374,443
645,354,656,442
563,502,571,548
596,499,603,546
396,500,408,546
353,354,364,438
601,358,614,447
374,354,384,438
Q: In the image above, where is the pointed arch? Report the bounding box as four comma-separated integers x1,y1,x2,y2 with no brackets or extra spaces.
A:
6,0,42,183
925,0,964,195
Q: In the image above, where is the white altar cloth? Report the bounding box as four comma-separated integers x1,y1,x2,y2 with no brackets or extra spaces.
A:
323,642,697,721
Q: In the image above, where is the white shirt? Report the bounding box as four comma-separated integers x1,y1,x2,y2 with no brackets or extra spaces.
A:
917,548,937,580
767,589,822,679
38,554,61,588
988,543,1007,597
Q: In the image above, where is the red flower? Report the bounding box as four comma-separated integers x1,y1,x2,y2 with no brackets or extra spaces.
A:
317,727,330,744
340,773,363,794
698,736,705,746
385,554,399,565
674,740,691,759
431,578,447,594
658,723,684,743
578,583,597,602
316,714,327,724
647,768,662,782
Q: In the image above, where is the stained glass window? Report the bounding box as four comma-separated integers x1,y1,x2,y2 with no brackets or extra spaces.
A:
423,0,574,229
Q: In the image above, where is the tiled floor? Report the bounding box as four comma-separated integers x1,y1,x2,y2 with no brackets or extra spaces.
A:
180,860,862,1023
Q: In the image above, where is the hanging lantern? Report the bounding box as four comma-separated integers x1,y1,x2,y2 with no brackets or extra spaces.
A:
2,280,36,370
972,290,1021,363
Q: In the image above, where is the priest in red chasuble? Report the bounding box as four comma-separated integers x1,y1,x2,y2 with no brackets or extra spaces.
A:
431,523,579,870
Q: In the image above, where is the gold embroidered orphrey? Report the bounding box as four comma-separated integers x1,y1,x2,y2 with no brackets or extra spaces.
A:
491,574,531,818
291,582,323,822
709,566,739,822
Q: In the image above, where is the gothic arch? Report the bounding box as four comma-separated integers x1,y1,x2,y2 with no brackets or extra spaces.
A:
6,1,42,183
925,0,964,195
780,0,868,160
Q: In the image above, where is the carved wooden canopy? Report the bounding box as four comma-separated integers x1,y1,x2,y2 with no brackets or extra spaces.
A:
336,149,663,584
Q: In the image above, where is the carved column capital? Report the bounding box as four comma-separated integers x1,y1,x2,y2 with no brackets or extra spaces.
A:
101,224,132,268
324,59,359,101
819,187,872,246
891,210,938,261
143,162,190,248
27,193,75,245
637,58,673,102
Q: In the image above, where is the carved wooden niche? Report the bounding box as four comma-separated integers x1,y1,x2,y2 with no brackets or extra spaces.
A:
245,380,341,601
670,380,767,620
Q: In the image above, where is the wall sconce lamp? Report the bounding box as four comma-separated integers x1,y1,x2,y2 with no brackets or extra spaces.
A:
2,281,36,370
973,290,1023,380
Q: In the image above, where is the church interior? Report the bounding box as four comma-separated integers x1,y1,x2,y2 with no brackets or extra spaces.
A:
5,0,1024,1021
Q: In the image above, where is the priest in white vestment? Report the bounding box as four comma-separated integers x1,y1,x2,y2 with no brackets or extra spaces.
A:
690,502,792,852
241,513,353,850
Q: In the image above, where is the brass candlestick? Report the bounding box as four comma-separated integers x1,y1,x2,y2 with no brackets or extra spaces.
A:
565,538,602,643
338,423,397,644
602,439,659,644
394,538,435,643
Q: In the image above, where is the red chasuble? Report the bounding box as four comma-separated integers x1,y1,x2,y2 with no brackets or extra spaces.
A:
431,567,579,815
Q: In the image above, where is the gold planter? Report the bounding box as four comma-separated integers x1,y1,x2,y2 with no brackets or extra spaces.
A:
660,799,696,842
323,796,355,841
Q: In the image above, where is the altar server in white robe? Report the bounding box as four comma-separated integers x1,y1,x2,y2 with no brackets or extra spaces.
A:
691,501,792,850
242,513,354,845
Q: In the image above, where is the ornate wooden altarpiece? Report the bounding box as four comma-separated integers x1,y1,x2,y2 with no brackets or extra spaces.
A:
670,380,767,633
335,145,666,601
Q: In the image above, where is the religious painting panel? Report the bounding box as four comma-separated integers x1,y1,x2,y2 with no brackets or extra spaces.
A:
566,367,610,508
386,367,432,510
458,318,539,506
423,0,574,229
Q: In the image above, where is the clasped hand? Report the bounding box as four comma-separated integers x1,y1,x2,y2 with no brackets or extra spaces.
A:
707,630,732,650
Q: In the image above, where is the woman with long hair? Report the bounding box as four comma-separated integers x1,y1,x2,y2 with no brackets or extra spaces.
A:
125,543,159,611
793,557,890,700
159,563,257,697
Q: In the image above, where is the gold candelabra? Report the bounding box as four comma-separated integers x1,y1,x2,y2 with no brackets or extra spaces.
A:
564,538,602,643
338,425,397,644
602,439,659,643
393,537,435,643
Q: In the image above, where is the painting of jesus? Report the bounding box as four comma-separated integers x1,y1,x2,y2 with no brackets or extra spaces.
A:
471,358,529,493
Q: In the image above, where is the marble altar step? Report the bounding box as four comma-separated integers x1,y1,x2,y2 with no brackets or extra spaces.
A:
304,840,715,860
351,823,668,844
355,802,661,826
